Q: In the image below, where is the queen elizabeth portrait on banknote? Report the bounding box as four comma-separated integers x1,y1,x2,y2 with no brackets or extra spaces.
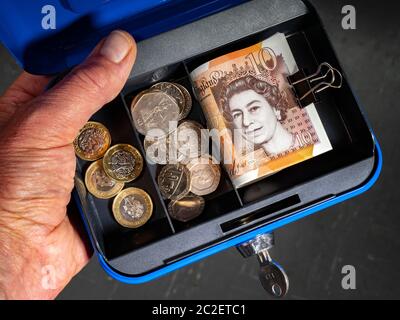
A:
219,74,298,157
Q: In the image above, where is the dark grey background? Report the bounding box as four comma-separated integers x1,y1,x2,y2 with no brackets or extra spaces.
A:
0,0,399,299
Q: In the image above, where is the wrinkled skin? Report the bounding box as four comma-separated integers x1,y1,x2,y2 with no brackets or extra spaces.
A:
0,31,136,299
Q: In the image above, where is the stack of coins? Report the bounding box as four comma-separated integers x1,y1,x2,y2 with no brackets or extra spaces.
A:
131,82,223,223
131,82,193,158
74,122,152,229
157,155,221,223
131,82,192,135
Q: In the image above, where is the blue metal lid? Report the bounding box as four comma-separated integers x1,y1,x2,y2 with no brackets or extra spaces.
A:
0,0,248,75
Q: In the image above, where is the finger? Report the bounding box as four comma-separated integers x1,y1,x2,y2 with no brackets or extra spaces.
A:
24,30,137,145
0,73,51,127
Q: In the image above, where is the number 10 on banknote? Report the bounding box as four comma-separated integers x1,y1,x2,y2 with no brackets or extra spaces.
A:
190,33,332,188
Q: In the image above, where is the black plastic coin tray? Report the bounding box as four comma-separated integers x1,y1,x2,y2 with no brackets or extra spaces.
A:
74,0,377,277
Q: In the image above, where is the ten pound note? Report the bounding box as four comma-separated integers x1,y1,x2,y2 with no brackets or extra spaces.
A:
190,33,333,188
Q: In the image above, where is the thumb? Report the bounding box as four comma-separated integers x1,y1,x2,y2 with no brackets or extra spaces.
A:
25,30,137,145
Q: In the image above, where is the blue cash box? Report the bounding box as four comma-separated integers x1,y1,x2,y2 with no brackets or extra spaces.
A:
0,0,382,289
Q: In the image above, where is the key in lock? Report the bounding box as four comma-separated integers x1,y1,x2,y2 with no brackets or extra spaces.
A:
236,233,289,298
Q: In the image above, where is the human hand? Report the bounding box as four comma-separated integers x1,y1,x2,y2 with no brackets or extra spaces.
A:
0,30,137,299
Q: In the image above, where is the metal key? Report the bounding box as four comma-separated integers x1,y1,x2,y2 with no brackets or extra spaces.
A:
257,250,289,297
237,233,289,298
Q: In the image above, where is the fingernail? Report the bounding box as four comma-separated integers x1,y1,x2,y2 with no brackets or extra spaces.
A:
100,31,132,63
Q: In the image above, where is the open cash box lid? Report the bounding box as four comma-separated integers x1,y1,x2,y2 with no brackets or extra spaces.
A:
0,0,249,75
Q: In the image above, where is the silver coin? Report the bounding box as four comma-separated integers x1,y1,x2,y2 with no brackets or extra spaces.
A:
158,164,191,200
168,194,205,223
131,90,179,135
186,154,221,196
144,134,174,164
175,84,192,120
152,82,187,121
176,120,208,163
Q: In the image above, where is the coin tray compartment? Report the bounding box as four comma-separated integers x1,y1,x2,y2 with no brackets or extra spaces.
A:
74,0,377,274
75,98,175,259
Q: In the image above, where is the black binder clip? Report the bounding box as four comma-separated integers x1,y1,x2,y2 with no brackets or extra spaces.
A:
287,62,343,108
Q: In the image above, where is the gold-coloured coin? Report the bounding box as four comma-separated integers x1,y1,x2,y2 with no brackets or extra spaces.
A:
103,144,143,182
186,154,221,196
151,82,187,120
158,164,191,200
168,194,205,223
85,160,124,199
112,188,153,228
131,89,179,135
74,122,111,161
